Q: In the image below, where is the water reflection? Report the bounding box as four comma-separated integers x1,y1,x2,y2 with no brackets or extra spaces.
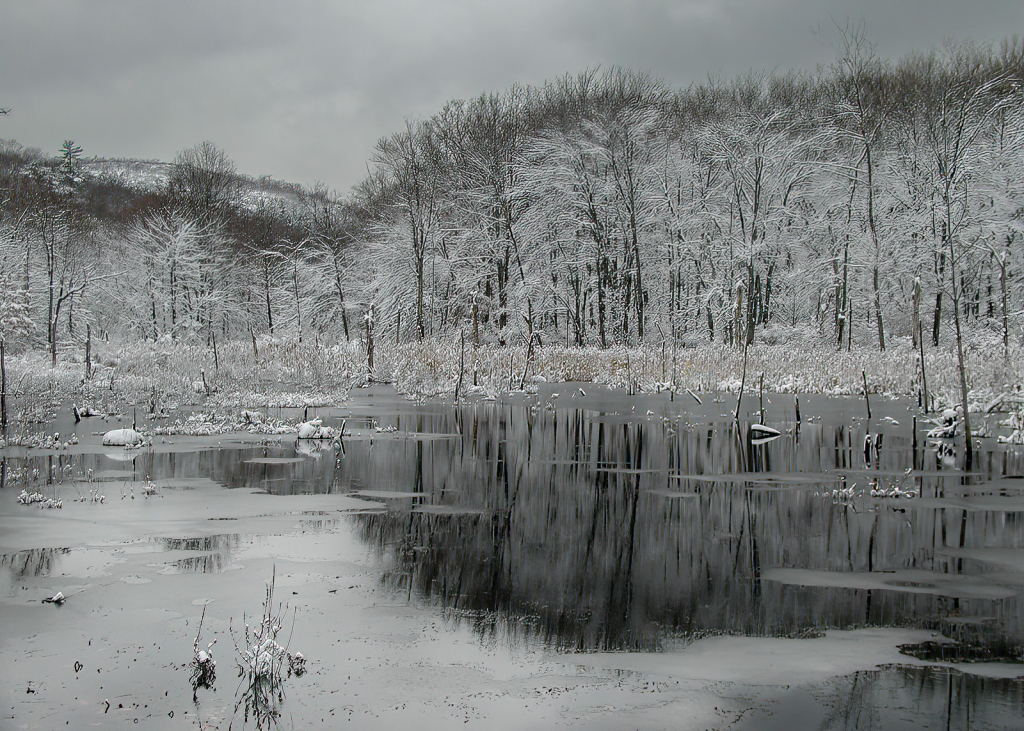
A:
4,390,1024,661
151,534,241,575
801,665,1024,731
0,547,71,581
162,535,241,553
0,535,242,591
159,554,227,575
335,393,1024,658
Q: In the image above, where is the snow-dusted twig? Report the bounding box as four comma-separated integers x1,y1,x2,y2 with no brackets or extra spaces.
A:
190,604,217,695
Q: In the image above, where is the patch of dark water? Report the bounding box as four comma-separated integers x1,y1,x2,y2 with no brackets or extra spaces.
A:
0,518,367,602
157,553,228,575
899,638,1022,663
330,388,1024,667
0,534,244,591
0,546,71,580
741,664,1024,730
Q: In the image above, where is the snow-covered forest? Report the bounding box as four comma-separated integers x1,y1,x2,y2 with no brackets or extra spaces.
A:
1,38,1022,387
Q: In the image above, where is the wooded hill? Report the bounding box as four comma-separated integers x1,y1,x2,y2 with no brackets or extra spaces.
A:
1,35,1022,359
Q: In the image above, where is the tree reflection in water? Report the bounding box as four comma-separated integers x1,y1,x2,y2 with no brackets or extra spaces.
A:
3,389,1023,725
0,547,71,581
341,395,1024,659
803,665,1024,731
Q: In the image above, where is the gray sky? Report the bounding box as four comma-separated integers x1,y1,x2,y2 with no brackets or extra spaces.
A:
2,1,1021,194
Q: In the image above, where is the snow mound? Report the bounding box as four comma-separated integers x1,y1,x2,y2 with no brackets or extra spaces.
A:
102,428,145,447
297,419,338,440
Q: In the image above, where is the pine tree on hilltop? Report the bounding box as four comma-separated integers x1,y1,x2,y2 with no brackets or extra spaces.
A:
60,139,82,179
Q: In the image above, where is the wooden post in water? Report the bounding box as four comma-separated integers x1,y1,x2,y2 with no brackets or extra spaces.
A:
734,344,748,423
912,416,918,471
862,371,871,420
759,373,765,424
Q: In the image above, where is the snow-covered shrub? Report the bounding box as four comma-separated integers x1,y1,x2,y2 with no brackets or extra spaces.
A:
190,605,217,695
231,568,304,726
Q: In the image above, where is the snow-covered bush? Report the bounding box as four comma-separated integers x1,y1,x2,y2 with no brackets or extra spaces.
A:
230,568,304,726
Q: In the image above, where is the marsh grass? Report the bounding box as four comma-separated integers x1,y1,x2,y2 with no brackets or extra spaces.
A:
229,567,300,730
384,333,1022,406
0,332,1019,422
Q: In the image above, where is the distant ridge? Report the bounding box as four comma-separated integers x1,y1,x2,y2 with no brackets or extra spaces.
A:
78,155,306,209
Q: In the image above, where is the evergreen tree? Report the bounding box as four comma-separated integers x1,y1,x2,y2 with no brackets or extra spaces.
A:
60,140,82,179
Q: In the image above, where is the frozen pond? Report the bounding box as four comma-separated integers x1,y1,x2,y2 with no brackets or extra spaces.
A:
2,385,1023,729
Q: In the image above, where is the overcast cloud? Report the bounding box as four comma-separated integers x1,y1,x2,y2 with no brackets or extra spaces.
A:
1,0,1021,193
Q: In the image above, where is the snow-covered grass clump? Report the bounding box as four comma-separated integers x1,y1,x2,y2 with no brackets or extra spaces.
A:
230,568,304,725
17,490,62,508
998,410,1024,445
151,410,296,437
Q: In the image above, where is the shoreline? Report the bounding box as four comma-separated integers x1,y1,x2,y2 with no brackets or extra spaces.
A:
1,334,1020,420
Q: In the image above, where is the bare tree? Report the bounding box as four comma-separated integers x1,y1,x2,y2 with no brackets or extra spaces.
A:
922,46,1017,462
371,121,445,340
701,92,819,346
299,183,357,339
830,24,893,350
168,141,240,223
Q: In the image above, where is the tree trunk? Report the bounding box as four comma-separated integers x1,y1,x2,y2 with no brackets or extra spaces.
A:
415,228,426,340
911,277,921,349
335,270,350,340
1,339,7,429
597,254,607,348
951,259,973,464
945,196,972,465
631,216,644,341
170,263,177,328
85,324,91,381
932,250,945,346
873,266,885,351
293,259,302,343
265,270,274,335
1001,253,1009,357
837,238,850,348
734,283,744,348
